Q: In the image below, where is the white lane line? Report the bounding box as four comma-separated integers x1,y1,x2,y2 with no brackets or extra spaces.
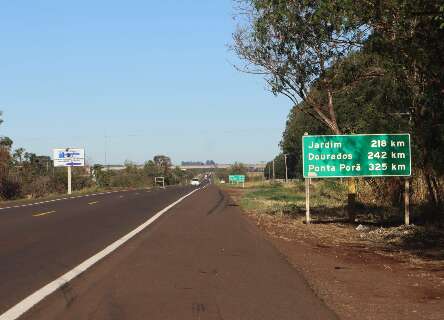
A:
0,189,140,212
0,187,201,320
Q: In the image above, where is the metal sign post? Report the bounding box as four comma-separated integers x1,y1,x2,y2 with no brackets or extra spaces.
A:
154,177,165,189
405,179,410,225
305,178,310,224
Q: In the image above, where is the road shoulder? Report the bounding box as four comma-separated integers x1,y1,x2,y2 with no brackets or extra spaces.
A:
225,186,444,320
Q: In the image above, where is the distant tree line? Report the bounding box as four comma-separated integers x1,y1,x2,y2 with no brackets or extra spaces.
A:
0,130,92,199
92,155,194,188
0,113,193,200
181,160,216,166
233,0,444,218
215,162,249,182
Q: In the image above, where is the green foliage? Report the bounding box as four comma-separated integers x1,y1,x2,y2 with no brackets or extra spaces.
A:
245,184,304,203
234,0,368,133
228,162,248,176
0,115,184,200
280,105,329,178
92,164,111,187
144,160,162,178
214,163,248,183
235,0,444,216
0,137,13,151
437,4,444,29
239,181,347,218
264,154,287,179
363,0,444,176
0,175,21,200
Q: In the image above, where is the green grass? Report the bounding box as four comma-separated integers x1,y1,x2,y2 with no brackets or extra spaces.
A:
244,184,304,202
237,180,347,218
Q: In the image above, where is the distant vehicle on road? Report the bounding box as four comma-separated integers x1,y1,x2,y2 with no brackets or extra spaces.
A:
190,178,200,186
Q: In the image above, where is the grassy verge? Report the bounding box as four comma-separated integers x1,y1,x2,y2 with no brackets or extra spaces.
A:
232,180,347,220
222,180,444,263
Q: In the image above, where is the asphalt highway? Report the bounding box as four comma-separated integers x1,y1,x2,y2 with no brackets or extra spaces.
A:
0,186,197,316
1,184,336,319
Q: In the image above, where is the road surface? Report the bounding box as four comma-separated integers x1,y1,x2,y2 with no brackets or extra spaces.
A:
0,184,337,319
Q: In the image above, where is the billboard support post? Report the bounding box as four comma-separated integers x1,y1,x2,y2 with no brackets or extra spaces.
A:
68,166,72,195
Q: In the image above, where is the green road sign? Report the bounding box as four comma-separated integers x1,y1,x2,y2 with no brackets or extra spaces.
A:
302,134,411,178
229,175,246,183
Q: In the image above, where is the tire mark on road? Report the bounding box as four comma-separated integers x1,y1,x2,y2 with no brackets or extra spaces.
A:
206,190,226,216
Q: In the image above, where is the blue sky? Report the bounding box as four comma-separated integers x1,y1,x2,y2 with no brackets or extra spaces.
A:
0,0,291,165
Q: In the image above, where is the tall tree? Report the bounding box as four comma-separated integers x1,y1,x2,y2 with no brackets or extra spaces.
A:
12,148,26,166
233,0,369,134
0,137,13,150
360,0,444,207
153,155,172,169
229,162,247,176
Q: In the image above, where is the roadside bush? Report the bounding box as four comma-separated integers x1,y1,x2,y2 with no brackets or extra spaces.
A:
0,175,22,200
72,175,94,191
109,172,151,188
22,176,52,198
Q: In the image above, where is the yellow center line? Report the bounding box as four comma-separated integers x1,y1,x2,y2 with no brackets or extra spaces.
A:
33,210,56,217
88,201,99,205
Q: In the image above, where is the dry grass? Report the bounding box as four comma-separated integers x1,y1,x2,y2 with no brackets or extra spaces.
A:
223,181,444,267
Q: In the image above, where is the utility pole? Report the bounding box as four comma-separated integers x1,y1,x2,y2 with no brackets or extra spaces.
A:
272,159,275,181
262,166,265,184
284,154,288,183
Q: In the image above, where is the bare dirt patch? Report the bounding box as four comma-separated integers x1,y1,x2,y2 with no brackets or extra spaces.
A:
225,187,444,320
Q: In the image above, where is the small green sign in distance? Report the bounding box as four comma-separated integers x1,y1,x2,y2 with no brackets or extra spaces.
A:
229,175,246,183
302,134,411,178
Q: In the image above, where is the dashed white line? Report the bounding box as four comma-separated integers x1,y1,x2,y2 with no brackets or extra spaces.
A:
0,189,138,212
